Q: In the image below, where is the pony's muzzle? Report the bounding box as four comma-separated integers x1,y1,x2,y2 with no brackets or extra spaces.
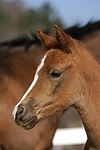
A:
15,103,38,130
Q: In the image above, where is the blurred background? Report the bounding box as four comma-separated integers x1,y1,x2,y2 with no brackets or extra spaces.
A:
0,0,100,40
0,0,100,150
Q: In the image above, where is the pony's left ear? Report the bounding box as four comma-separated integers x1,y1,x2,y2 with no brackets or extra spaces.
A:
54,25,76,54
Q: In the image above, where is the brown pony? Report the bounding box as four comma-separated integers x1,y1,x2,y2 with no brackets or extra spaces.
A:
14,25,100,150
0,20,100,150
0,47,60,150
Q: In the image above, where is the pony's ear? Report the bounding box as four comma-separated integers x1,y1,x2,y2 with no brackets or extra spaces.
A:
37,29,58,50
54,25,76,54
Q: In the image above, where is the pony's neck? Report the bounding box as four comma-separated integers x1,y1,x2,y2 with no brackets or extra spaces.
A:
74,55,100,149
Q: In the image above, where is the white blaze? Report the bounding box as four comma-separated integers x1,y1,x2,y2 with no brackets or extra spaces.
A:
13,54,47,119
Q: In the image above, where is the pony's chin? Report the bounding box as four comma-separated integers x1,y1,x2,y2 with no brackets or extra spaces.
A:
23,117,38,130
15,115,38,130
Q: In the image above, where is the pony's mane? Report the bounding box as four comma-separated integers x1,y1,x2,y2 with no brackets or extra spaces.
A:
0,20,100,51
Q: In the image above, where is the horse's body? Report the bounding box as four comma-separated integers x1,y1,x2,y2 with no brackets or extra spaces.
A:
13,25,100,150
0,48,60,150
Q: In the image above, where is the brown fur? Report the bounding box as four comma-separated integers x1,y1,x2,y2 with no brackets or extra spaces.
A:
15,26,100,150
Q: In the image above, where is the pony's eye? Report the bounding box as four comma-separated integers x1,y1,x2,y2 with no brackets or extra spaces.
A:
49,70,61,79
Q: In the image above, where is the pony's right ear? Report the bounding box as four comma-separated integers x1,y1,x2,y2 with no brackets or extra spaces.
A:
37,29,56,50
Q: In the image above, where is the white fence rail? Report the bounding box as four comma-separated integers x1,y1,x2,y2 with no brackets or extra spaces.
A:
53,128,87,146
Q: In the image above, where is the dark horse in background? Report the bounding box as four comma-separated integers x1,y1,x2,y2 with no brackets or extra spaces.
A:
0,20,100,150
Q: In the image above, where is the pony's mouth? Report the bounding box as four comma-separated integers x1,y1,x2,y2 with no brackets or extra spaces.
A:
23,116,38,130
15,115,38,130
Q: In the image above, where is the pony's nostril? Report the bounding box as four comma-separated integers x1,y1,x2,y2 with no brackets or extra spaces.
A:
18,107,24,115
16,105,26,120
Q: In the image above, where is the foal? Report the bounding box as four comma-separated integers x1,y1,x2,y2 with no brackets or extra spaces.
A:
13,25,100,150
